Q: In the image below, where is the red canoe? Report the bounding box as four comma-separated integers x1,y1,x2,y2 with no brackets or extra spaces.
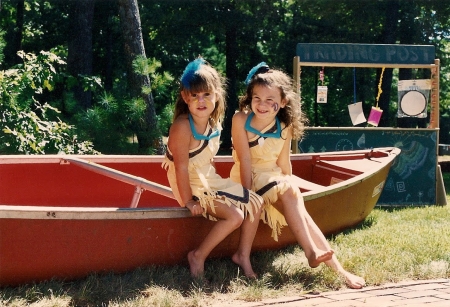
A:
0,147,400,286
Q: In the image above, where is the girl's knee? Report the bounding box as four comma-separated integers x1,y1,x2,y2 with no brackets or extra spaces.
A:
280,187,298,201
230,209,244,228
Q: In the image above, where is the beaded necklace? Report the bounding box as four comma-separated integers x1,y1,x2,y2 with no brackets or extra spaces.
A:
244,112,281,139
188,113,220,140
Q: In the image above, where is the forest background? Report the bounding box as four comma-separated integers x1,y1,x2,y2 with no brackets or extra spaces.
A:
1,0,450,156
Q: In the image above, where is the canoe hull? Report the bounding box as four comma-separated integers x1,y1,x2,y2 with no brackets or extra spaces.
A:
0,147,400,286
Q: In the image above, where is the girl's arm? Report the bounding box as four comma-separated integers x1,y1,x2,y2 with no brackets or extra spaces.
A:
276,126,293,176
231,112,252,189
167,117,197,209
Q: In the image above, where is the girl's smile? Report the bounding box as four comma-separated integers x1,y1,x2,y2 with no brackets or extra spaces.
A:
251,85,285,118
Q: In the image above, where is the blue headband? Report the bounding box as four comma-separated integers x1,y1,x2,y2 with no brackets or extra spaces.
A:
244,62,270,85
181,58,206,89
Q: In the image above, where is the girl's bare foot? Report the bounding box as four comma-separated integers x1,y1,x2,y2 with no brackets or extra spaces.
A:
232,253,257,278
188,250,205,278
343,271,365,289
308,249,334,268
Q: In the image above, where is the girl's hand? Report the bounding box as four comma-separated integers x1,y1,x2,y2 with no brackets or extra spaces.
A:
186,199,203,216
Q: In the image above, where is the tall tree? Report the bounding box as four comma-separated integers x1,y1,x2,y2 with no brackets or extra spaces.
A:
3,0,24,66
222,1,238,152
377,0,400,127
118,0,163,154
67,0,95,109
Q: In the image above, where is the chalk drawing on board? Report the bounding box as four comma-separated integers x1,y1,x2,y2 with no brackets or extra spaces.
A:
357,133,365,148
418,191,424,203
396,181,406,193
335,139,353,151
391,141,428,180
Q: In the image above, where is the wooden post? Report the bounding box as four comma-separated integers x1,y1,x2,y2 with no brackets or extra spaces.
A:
430,59,446,203
429,59,440,129
291,56,301,153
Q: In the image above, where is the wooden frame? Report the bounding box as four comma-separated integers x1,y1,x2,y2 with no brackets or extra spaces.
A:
292,43,445,205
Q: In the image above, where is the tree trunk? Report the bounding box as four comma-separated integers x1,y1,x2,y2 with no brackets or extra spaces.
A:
4,0,24,66
118,0,163,154
67,0,95,110
377,0,399,127
67,0,94,110
397,1,426,128
222,12,238,153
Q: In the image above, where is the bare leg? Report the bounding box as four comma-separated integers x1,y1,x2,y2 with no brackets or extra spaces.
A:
188,201,244,277
304,212,365,289
232,204,263,278
276,188,333,268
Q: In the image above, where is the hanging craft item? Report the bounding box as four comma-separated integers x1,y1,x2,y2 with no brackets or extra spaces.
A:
367,67,385,126
397,79,431,118
317,67,327,103
348,68,367,125
348,102,367,125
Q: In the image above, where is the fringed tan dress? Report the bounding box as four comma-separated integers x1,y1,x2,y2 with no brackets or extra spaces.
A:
230,117,298,241
162,122,262,222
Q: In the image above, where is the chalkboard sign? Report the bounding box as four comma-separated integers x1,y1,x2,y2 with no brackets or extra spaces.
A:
298,127,438,205
296,43,436,65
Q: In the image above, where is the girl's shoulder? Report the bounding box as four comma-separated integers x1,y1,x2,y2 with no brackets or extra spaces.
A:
170,114,190,134
172,113,189,124
232,110,250,123
281,124,293,139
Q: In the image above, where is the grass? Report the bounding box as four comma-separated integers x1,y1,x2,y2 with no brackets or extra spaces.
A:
2,177,450,306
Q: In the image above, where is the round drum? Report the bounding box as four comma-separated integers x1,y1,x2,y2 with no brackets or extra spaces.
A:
400,90,427,116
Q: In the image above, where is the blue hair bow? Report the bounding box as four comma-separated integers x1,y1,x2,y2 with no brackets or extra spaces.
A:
244,62,269,85
181,58,206,89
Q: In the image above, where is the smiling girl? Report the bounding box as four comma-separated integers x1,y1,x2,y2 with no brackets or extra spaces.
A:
230,62,365,288
163,58,263,278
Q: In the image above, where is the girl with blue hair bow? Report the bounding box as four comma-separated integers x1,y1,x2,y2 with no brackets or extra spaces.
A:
163,58,263,278
230,62,365,288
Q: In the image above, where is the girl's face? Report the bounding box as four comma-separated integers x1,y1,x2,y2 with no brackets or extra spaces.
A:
182,90,217,119
251,84,285,119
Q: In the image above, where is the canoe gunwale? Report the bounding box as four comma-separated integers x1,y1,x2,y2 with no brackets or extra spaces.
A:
0,147,401,219
0,205,193,220
299,148,400,201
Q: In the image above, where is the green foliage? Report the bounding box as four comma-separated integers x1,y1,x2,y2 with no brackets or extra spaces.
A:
2,0,450,152
70,56,174,154
0,30,5,65
0,51,97,154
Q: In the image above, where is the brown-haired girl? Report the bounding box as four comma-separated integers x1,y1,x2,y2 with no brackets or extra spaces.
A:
230,62,365,288
163,58,263,278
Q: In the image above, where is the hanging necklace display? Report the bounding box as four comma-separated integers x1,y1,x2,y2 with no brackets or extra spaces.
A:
397,79,431,118
367,67,385,126
348,67,367,125
317,67,328,103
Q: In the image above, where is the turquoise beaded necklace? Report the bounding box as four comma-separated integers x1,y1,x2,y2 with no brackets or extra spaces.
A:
244,113,281,139
188,113,220,140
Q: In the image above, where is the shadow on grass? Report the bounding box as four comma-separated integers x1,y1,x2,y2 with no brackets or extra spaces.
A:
1,242,326,306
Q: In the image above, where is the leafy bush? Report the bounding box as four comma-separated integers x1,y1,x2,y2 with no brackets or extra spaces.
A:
0,51,98,154
71,56,175,154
